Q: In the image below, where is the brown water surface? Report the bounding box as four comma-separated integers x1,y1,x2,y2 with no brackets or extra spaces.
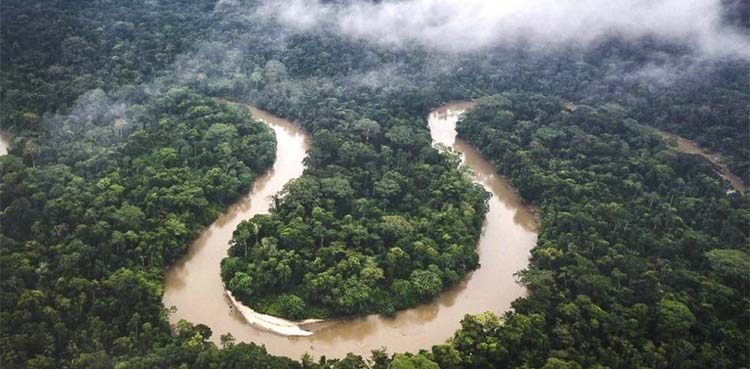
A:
0,131,10,156
162,103,537,359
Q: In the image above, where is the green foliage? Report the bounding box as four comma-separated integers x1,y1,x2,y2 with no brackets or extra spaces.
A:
388,353,440,369
2,0,748,368
222,82,488,318
409,269,443,300
276,294,307,321
428,94,749,369
1,0,216,133
705,249,750,283
656,299,696,337
0,90,275,368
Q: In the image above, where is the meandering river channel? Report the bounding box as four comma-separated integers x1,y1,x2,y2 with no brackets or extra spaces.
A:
162,102,538,358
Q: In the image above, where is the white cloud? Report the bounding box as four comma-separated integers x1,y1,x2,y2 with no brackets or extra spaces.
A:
252,0,749,59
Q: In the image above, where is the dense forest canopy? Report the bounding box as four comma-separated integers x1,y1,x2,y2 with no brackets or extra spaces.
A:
1,0,748,369
437,94,749,369
222,128,488,318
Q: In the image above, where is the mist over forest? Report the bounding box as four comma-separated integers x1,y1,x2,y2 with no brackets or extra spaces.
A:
255,0,750,57
1,1,748,369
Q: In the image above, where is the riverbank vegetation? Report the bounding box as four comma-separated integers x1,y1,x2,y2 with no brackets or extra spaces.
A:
2,0,748,368
221,111,488,318
425,94,749,369
0,90,275,368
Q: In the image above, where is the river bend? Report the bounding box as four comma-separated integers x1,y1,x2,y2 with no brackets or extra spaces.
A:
162,103,537,358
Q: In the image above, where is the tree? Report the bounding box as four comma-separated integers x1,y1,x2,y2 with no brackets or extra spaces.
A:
203,123,238,148
541,358,582,369
374,177,401,205
276,294,306,320
353,118,381,143
388,354,440,369
384,247,412,279
336,278,371,315
409,269,442,300
228,272,254,299
705,249,749,285
656,299,696,338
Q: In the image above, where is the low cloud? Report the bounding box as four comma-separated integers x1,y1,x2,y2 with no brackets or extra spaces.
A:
252,0,749,59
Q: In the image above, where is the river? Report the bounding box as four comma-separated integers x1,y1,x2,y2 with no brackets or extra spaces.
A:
657,131,746,193
0,131,10,156
162,102,538,359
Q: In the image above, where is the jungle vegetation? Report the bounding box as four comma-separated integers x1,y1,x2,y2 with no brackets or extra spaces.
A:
1,0,748,369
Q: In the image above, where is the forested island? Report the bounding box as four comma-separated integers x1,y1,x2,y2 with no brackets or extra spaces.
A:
1,1,748,369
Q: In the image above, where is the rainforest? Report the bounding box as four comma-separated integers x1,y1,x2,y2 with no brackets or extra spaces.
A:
1,1,748,369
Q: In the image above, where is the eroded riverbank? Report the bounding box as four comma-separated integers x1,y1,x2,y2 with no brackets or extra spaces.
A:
162,103,537,359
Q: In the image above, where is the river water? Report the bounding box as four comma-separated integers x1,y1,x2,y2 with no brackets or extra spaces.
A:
657,131,746,193
162,103,537,359
0,131,10,156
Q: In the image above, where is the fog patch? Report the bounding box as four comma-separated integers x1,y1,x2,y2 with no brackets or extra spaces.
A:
253,0,749,60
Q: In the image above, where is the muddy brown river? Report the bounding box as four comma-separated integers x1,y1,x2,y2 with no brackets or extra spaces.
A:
162,102,538,359
0,131,10,156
